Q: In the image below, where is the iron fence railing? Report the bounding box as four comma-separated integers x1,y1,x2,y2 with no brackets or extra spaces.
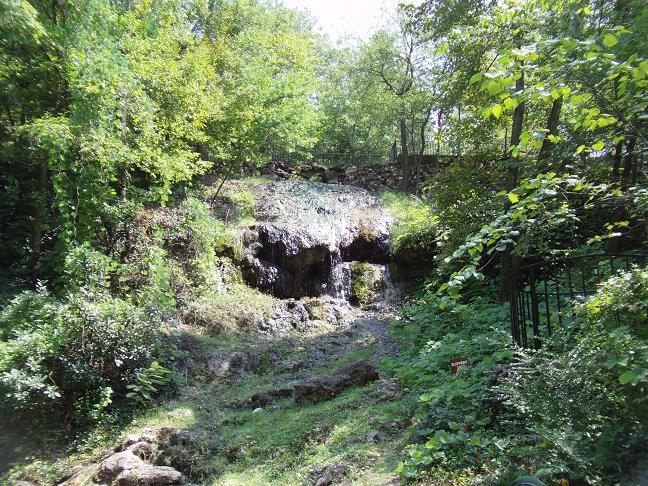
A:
509,253,648,349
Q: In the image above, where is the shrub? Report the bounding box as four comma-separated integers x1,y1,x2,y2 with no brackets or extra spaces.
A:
390,268,648,483
384,292,515,481
383,192,440,276
425,161,501,263
0,288,170,424
499,266,648,483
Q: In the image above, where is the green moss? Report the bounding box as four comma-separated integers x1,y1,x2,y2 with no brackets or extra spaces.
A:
183,284,277,334
351,262,384,308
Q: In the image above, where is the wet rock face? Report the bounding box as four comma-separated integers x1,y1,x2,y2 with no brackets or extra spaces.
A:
239,181,395,301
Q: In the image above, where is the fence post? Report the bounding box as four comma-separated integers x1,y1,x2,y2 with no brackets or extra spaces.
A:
529,268,542,350
509,279,521,346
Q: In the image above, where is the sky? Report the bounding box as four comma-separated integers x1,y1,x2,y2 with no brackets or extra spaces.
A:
281,0,402,44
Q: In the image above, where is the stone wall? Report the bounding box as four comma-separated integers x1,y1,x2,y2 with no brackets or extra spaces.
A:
260,156,452,192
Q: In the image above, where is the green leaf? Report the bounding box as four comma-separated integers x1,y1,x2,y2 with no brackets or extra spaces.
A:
486,80,502,96
592,141,605,151
576,144,586,154
508,192,519,203
602,34,618,48
494,437,510,450
469,72,483,85
491,104,503,119
504,97,518,110
619,370,637,385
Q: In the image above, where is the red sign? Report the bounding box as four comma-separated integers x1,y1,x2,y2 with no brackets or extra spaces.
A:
450,357,469,374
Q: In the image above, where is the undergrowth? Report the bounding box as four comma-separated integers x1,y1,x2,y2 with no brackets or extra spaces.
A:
388,267,648,484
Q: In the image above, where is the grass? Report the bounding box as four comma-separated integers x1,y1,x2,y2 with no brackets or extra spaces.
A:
381,191,427,222
2,323,412,485
170,332,409,485
183,284,278,334
207,384,406,485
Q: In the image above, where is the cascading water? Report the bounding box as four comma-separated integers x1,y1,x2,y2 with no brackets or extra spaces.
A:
327,259,351,300
239,180,398,307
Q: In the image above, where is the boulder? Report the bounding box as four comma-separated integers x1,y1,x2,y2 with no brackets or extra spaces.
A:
96,450,146,482
114,464,183,485
309,463,349,486
92,427,187,486
238,181,394,300
293,360,379,404
97,449,184,485
207,351,254,380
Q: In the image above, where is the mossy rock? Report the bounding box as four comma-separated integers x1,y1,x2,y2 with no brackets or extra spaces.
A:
350,262,386,308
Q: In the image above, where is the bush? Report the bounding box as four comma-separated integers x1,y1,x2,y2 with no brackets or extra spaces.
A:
384,292,515,481
499,266,648,483
0,288,170,424
383,192,440,276
389,268,648,483
426,161,502,263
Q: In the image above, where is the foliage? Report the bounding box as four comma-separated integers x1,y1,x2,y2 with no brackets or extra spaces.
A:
581,265,648,340
0,287,169,424
384,292,516,482
499,266,648,483
126,361,174,404
384,192,440,266
389,265,648,483
426,160,503,262
438,173,644,299
0,0,321,282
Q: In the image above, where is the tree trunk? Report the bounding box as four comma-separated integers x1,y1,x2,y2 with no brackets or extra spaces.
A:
609,130,637,253
506,72,525,192
500,70,525,303
413,108,432,193
399,118,410,191
620,130,637,190
30,160,49,287
611,139,623,181
538,98,562,160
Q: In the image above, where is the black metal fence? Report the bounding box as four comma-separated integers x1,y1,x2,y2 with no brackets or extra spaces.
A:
509,253,648,349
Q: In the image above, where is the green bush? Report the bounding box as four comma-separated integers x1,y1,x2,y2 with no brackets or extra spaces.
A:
384,292,515,481
499,266,648,483
0,288,170,424
383,192,440,268
388,268,648,483
425,161,502,263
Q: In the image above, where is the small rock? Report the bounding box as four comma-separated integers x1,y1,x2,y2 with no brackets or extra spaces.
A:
311,463,349,486
207,351,249,380
252,407,263,414
366,431,382,442
115,464,183,485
